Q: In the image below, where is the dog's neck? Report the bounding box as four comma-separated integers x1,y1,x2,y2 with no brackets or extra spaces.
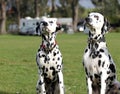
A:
88,31,106,42
41,33,57,52
88,31,107,55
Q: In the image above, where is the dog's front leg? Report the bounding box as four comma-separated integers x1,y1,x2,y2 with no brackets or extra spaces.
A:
58,71,64,94
36,70,46,94
87,77,93,94
101,71,107,94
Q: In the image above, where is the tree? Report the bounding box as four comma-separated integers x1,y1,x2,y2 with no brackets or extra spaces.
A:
60,0,79,32
34,0,39,17
0,0,7,34
92,0,120,23
16,0,20,29
71,0,79,32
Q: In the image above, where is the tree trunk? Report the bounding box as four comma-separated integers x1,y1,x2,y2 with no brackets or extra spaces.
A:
71,0,79,32
34,0,39,17
16,0,20,32
0,1,6,34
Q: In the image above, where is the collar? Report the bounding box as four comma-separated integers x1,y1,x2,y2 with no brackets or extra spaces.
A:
40,41,57,52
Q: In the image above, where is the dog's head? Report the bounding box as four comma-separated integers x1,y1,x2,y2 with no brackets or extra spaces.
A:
85,12,110,35
40,17,61,35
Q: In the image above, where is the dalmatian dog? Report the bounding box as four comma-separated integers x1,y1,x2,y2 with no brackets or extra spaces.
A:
83,12,120,94
36,17,64,94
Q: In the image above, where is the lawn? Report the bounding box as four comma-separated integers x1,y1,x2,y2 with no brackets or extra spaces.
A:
0,32,120,94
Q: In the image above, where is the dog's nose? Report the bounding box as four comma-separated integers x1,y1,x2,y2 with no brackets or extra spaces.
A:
42,21,48,26
85,17,92,23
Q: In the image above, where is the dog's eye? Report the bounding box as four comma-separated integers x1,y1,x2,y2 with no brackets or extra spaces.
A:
94,15,99,20
49,21,53,23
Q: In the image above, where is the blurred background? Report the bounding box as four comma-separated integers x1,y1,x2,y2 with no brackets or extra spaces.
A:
0,0,120,35
0,1,120,94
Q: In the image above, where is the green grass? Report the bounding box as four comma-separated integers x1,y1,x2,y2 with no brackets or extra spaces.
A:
0,32,120,94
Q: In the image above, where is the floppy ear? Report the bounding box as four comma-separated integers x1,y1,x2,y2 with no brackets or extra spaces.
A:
101,18,111,34
36,22,41,35
56,23,61,32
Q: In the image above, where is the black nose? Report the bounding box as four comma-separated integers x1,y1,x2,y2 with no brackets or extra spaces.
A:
42,21,48,26
85,17,92,22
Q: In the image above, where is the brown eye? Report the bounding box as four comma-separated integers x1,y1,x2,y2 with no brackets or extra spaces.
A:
94,15,99,20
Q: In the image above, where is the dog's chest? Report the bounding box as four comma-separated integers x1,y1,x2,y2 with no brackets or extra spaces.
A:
83,47,109,74
38,47,62,79
84,49,100,74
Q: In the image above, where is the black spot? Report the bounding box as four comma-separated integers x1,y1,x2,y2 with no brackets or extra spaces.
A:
38,48,40,52
94,74,100,79
57,51,59,54
46,68,48,72
85,67,88,75
100,71,102,75
98,60,101,67
99,49,104,52
53,52,56,56
50,43,54,47
108,54,111,60
45,57,47,62
57,57,60,60
92,54,97,59
85,49,88,53
102,61,105,67
109,64,116,73
107,75,116,81
97,51,100,55
88,43,90,49
52,70,56,76
53,58,55,61
57,65,61,69
95,43,99,49
94,36,98,40
47,43,49,47
47,57,50,61
36,88,39,90
42,54,45,57
38,80,44,85
99,54,102,58
107,71,110,74
42,66,45,70
50,66,55,71
44,73,48,77
90,75,93,81
59,81,62,84
42,35,47,40
50,37,52,41
38,54,41,58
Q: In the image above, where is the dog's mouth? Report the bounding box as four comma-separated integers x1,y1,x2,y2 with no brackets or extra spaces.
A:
41,21,50,34
85,18,96,33
42,27,51,34
85,18,93,27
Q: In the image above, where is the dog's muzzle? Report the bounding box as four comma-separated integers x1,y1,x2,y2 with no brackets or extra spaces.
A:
41,21,50,34
85,17,92,24
41,21,48,26
85,17,94,28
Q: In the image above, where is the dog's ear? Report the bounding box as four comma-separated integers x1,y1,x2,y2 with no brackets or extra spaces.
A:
101,18,111,34
56,23,61,32
36,22,41,35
